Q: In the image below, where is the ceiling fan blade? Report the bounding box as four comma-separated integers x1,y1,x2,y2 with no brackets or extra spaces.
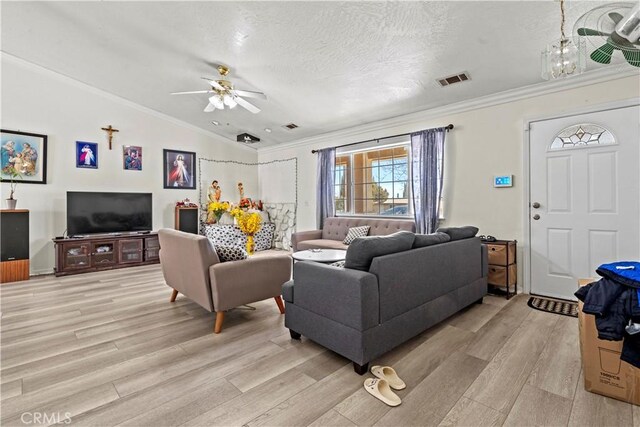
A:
204,103,216,112
577,28,610,37
201,77,225,91
233,90,267,100
591,43,615,64
622,49,640,67
234,96,261,114
171,90,214,95
608,12,624,25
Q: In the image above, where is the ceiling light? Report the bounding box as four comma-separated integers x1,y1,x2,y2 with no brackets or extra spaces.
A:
209,95,224,110
264,128,272,133
541,0,586,80
223,95,237,109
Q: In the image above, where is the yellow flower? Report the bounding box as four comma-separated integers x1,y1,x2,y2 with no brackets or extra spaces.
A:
208,201,230,215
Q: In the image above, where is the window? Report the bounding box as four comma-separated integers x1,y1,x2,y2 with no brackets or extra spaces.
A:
335,144,411,216
549,124,616,151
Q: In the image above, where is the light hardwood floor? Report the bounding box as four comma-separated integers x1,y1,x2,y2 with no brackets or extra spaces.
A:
0,265,636,426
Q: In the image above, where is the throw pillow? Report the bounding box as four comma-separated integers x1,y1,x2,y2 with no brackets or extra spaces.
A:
215,246,248,262
343,226,370,245
330,260,346,268
413,232,451,248
436,226,479,241
344,231,416,271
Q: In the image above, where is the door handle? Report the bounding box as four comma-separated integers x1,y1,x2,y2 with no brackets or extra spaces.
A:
532,202,541,209
533,214,541,220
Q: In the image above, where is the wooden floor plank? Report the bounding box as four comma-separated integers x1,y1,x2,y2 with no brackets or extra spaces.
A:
503,384,572,426
527,315,581,399
464,309,558,413
439,397,506,427
309,409,357,427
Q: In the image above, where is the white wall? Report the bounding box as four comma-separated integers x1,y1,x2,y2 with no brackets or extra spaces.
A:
1,55,257,274
258,74,639,286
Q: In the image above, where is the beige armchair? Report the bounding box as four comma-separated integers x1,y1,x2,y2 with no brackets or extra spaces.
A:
158,229,292,333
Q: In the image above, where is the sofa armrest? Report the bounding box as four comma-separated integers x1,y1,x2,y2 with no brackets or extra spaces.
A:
292,261,379,331
291,230,323,252
209,254,292,312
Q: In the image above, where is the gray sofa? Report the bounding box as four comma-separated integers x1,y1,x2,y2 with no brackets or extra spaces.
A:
291,217,416,252
283,230,487,374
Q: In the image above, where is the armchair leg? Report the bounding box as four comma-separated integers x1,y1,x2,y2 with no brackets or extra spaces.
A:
353,362,369,375
214,311,225,334
170,289,179,302
274,296,285,314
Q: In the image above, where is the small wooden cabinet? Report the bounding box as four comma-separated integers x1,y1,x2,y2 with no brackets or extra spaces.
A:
485,239,517,299
54,233,160,276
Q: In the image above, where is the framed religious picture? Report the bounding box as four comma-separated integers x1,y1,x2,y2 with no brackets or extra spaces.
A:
163,149,196,189
0,129,48,184
123,145,142,171
76,141,98,169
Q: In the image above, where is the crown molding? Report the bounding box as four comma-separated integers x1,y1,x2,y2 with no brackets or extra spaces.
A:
0,51,257,154
257,66,639,155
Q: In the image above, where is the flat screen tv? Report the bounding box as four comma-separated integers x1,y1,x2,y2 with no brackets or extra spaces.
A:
67,192,152,236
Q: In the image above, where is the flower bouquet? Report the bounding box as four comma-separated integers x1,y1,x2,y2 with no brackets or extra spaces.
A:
207,201,230,224
232,209,262,254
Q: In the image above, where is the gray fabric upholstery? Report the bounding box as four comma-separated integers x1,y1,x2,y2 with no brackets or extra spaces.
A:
344,231,416,271
413,232,450,248
297,239,348,251
293,261,379,331
436,226,479,241
284,232,486,366
370,237,483,323
159,228,292,317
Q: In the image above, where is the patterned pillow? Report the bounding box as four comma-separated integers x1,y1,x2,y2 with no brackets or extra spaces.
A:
330,260,346,268
343,226,370,245
215,246,248,262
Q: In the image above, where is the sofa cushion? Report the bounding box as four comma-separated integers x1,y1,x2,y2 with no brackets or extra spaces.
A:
297,239,348,251
343,226,370,245
321,217,416,241
436,226,479,241
413,232,451,248
344,231,416,271
215,246,248,262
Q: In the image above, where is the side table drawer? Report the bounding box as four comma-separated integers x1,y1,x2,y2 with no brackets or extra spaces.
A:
488,264,517,287
487,243,516,265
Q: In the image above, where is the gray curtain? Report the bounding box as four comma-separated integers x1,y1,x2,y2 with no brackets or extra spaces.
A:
316,147,336,229
411,128,446,234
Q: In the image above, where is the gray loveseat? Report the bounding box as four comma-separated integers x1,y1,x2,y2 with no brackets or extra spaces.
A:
291,217,416,251
283,229,487,374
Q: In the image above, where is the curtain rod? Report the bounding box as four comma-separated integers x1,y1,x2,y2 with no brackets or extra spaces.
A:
311,124,454,154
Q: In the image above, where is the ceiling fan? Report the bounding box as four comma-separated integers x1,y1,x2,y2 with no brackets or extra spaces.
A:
171,65,267,113
574,2,640,67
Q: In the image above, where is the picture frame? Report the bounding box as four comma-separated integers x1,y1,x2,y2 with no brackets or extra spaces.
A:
76,141,98,169
163,149,196,189
123,145,142,171
1,129,48,184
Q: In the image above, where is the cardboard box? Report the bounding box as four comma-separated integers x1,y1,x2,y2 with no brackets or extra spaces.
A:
578,278,640,405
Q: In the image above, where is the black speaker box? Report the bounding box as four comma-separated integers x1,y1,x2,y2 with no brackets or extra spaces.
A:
1,210,29,261
175,207,199,234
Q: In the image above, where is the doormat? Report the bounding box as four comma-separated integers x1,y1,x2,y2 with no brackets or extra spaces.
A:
527,296,578,318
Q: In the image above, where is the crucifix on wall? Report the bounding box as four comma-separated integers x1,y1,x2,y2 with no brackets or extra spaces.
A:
101,125,119,150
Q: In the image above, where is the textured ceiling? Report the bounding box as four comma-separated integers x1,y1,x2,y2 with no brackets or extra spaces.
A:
0,1,615,148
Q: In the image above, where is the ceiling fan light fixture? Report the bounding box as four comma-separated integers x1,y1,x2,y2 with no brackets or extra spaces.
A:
209,95,224,110
541,0,586,80
223,94,237,108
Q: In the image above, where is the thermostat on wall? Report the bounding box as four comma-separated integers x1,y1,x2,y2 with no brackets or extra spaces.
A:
494,175,513,188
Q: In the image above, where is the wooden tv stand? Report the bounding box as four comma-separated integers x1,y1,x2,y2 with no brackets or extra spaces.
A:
53,232,160,277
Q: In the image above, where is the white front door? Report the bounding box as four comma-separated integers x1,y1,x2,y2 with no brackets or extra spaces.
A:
529,104,640,300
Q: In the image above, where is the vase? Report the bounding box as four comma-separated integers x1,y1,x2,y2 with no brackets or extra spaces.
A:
214,212,223,224
6,199,17,210
246,235,255,255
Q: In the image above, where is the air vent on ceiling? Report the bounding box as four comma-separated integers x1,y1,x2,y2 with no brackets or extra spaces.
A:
283,123,299,130
436,72,471,87
237,133,260,144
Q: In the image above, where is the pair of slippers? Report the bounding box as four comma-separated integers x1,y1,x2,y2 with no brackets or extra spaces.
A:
363,365,406,407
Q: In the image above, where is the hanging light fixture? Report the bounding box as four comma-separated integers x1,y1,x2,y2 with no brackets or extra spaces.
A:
541,0,586,80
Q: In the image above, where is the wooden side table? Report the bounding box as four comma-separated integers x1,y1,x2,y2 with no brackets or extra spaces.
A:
485,239,517,299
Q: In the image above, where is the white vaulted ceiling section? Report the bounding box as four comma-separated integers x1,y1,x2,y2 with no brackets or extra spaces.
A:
0,1,621,148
